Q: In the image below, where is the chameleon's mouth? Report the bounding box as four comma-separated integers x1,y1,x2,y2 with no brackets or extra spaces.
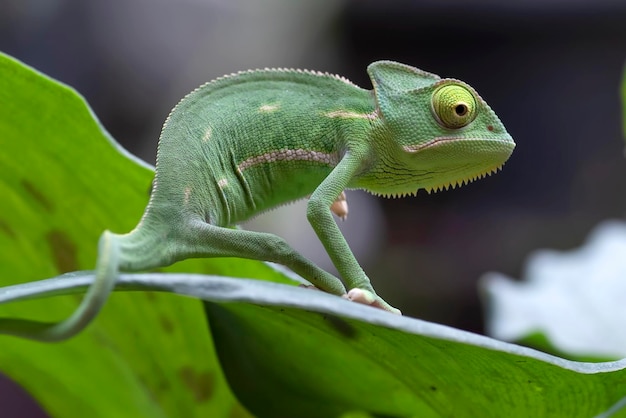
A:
368,136,514,198
369,163,506,198
402,136,513,153
418,136,514,195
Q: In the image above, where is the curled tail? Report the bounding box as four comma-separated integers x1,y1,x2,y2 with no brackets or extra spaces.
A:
0,231,120,342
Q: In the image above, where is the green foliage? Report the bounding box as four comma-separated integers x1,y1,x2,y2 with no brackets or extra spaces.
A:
3,273,626,417
0,50,290,418
1,51,626,418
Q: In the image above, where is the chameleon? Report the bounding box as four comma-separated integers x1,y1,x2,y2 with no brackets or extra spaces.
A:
4,60,515,341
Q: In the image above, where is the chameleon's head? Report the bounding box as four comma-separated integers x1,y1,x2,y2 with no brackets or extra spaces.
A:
363,61,515,196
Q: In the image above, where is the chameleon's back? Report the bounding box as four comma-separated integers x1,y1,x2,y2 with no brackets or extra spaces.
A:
151,69,375,227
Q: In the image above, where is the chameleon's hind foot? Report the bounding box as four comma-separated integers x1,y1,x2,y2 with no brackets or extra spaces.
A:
344,288,402,315
299,284,401,315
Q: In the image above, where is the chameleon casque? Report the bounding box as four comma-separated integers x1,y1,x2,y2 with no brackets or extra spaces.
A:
6,60,515,341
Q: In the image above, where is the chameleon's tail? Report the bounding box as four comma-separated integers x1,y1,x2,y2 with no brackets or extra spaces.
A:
0,231,120,342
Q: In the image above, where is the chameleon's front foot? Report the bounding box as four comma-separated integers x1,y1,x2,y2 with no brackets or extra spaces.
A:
344,288,402,315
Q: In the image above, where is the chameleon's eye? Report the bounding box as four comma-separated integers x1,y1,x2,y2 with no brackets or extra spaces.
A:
431,84,477,129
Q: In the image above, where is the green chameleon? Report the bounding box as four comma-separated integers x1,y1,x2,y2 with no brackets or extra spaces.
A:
5,60,514,341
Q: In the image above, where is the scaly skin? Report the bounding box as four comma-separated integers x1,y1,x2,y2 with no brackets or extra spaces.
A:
2,60,514,341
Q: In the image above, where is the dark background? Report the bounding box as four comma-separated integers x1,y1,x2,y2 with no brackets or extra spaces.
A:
1,0,625,416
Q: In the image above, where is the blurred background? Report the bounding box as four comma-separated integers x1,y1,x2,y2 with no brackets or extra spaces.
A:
1,0,625,416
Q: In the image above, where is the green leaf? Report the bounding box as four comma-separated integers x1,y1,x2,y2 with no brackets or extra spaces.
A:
0,51,293,417
3,273,626,418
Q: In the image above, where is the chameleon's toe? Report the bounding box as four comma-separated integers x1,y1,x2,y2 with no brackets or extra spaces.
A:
298,284,320,290
344,288,402,315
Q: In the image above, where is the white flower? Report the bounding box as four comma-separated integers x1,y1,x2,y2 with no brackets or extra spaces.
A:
481,220,626,359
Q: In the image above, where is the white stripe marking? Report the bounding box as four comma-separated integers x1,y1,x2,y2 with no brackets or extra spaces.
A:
324,110,377,120
202,126,212,143
259,104,280,113
238,149,339,171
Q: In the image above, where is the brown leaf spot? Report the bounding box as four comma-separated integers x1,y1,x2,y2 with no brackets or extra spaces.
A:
46,230,78,273
323,314,357,339
22,180,54,213
159,315,175,334
178,366,215,403
0,219,16,239
158,378,171,392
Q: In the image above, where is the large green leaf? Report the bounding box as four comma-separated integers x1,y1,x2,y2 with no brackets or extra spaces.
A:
2,273,626,418
0,51,293,417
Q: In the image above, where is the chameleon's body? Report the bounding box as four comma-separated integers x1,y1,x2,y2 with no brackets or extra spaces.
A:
6,61,515,341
